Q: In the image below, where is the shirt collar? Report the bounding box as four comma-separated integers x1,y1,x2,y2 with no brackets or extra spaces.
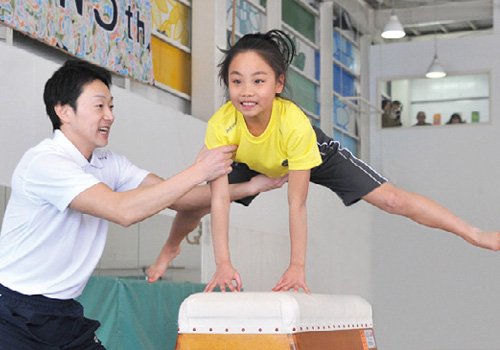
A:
53,130,104,169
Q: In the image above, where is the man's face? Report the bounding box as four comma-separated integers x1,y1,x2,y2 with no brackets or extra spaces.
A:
58,79,114,159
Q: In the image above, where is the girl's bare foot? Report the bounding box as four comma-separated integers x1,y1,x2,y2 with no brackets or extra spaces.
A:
146,245,181,282
249,174,288,193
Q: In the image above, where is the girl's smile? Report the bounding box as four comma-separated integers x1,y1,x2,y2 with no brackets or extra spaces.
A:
228,51,284,134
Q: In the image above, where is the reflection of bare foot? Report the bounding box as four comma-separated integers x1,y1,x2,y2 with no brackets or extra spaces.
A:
146,245,181,283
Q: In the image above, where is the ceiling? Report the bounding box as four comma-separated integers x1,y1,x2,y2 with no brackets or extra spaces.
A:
365,0,493,38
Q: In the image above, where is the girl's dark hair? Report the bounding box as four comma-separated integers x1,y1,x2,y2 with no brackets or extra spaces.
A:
43,59,112,130
446,113,464,124
218,29,296,91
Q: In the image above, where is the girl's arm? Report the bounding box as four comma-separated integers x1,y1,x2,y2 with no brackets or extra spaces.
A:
204,174,242,292
272,169,311,293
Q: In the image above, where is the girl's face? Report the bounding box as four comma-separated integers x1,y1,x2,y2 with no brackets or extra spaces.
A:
227,51,284,123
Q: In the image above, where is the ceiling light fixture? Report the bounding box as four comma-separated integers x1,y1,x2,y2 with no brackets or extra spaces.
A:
425,53,446,78
381,0,405,39
426,3,446,78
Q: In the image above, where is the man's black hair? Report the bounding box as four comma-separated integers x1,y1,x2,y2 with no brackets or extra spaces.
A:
43,59,112,130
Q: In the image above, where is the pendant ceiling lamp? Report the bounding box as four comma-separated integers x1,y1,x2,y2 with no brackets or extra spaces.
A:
381,0,405,39
425,53,446,78
425,4,446,78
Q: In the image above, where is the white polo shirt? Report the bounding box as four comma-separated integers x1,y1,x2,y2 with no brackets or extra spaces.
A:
0,130,149,299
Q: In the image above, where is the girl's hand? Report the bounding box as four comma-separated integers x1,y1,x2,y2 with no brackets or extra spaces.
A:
272,264,310,293
204,263,242,292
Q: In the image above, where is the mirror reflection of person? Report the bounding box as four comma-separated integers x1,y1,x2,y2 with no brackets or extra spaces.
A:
413,111,431,126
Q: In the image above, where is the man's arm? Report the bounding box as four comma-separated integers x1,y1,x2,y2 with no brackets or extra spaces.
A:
69,145,235,227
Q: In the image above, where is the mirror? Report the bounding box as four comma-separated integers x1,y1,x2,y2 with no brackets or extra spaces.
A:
379,73,490,128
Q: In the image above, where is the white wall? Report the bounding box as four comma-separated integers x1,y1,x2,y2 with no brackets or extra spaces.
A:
368,4,500,349
0,39,374,298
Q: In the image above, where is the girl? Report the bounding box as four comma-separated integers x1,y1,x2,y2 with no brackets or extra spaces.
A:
205,30,323,293
147,30,499,292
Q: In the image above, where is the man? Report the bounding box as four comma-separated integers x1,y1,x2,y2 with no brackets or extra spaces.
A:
0,59,283,348
413,111,431,126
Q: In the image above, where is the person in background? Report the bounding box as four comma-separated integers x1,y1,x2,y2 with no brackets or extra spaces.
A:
446,113,465,124
381,99,402,128
391,100,403,125
413,111,431,126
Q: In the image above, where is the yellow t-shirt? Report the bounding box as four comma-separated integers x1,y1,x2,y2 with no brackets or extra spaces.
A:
205,98,322,178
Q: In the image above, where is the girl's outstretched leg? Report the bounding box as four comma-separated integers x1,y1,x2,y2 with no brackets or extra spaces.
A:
147,208,208,282
147,174,288,282
363,182,500,251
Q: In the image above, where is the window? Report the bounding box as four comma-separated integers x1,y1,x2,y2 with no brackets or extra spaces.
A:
282,0,320,123
331,4,361,155
226,0,266,41
380,73,490,128
151,0,192,98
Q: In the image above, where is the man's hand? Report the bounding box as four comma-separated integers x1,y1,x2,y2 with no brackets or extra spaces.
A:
195,145,236,182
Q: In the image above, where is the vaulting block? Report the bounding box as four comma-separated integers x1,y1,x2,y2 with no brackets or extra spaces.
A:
175,292,377,350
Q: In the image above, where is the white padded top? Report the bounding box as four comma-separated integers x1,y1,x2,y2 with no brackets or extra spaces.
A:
178,292,373,334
